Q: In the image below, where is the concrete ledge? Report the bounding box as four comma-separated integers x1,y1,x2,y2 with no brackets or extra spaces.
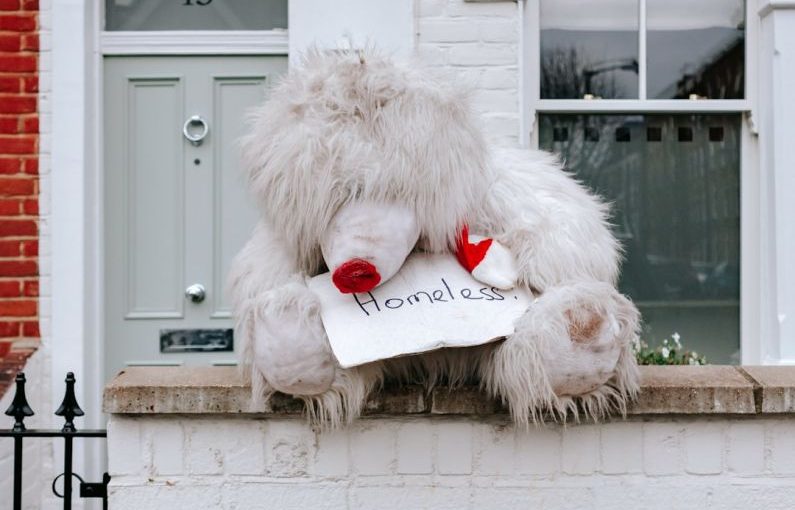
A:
102,365,795,417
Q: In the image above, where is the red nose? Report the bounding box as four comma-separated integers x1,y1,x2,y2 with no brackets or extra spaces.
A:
332,259,381,294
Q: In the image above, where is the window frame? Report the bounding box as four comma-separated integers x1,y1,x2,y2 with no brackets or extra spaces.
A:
519,0,761,363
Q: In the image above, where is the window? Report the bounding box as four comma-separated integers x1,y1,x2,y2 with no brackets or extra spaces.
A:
528,0,750,363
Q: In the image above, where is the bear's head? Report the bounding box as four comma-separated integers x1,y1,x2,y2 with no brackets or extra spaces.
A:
241,49,495,293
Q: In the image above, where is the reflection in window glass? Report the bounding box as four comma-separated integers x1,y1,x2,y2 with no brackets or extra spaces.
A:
539,114,741,363
540,0,639,99
647,0,745,99
105,0,288,31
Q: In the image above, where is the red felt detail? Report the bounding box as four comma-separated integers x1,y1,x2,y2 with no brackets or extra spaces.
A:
332,259,382,294
456,224,492,273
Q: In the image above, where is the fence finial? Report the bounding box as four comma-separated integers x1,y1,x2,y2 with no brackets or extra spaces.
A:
55,372,84,433
4,372,35,432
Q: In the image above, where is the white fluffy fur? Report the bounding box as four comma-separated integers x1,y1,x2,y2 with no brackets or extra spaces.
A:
228,49,640,427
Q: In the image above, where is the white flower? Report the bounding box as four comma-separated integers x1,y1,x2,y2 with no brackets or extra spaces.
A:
661,347,670,359
672,332,682,349
688,357,698,365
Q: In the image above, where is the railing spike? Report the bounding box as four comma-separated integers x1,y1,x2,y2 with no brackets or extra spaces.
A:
4,372,35,432
55,372,84,433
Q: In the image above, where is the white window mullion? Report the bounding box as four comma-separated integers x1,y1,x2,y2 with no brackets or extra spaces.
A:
638,0,647,100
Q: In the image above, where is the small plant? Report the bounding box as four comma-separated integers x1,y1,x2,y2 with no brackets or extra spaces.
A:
633,332,707,366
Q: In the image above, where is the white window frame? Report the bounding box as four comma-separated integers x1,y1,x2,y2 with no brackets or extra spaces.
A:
519,0,762,364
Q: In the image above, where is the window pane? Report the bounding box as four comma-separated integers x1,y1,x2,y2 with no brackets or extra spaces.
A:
647,0,745,99
539,114,741,363
540,0,639,99
105,0,288,31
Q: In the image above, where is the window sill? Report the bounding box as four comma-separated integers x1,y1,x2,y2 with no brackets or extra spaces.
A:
102,365,795,417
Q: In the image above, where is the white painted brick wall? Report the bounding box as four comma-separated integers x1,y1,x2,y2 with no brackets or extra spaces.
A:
416,0,521,145
108,415,795,510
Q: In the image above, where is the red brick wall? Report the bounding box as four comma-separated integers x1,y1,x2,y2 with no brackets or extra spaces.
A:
0,0,38,354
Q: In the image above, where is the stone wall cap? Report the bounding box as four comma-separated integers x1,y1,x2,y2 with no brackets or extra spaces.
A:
102,365,795,417
740,366,795,413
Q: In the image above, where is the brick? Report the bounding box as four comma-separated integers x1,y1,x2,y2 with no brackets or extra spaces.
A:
185,421,223,475
21,158,35,174
21,320,36,336
561,425,600,475
264,421,314,477
419,0,446,17
643,422,683,475
150,421,184,476
448,44,517,66
0,95,35,113
22,280,36,296
21,116,36,133
0,299,36,316
0,14,36,31
21,0,35,9
0,320,18,336
0,260,36,276
396,422,432,474
0,178,34,196
0,117,17,133
352,487,471,510
350,422,395,475
0,240,19,256
20,239,34,256
107,417,145,476
474,422,515,475
22,198,35,214
0,198,20,215
418,20,477,43
0,136,35,154
0,76,18,92
0,34,20,51
0,219,35,235
223,421,266,475
684,422,724,474
0,158,19,174
0,55,37,72
479,20,519,43
726,422,765,474
21,76,35,93
20,34,36,51
436,421,472,474
0,280,19,296
600,421,643,474
515,425,560,475
768,420,795,474
0,0,20,9
312,429,349,476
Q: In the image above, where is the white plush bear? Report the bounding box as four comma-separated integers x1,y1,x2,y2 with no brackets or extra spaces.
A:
228,50,640,427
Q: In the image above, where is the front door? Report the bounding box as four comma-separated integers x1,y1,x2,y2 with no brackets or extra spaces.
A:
103,56,286,381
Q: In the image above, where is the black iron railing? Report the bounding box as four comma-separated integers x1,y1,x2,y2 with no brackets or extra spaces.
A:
1,372,110,510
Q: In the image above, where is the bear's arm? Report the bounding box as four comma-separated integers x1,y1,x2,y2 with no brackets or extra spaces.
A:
482,148,621,292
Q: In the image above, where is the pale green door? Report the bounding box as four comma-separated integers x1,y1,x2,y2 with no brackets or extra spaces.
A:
103,56,286,382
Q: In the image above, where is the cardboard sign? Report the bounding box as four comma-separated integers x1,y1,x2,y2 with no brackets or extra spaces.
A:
308,253,533,368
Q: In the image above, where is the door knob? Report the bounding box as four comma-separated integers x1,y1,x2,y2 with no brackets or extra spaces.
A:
183,115,209,146
185,284,206,303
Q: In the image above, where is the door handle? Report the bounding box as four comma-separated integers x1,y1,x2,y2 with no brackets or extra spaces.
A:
183,115,209,146
185,283,206,303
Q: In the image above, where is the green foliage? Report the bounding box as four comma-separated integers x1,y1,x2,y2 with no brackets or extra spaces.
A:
633,333,707,366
